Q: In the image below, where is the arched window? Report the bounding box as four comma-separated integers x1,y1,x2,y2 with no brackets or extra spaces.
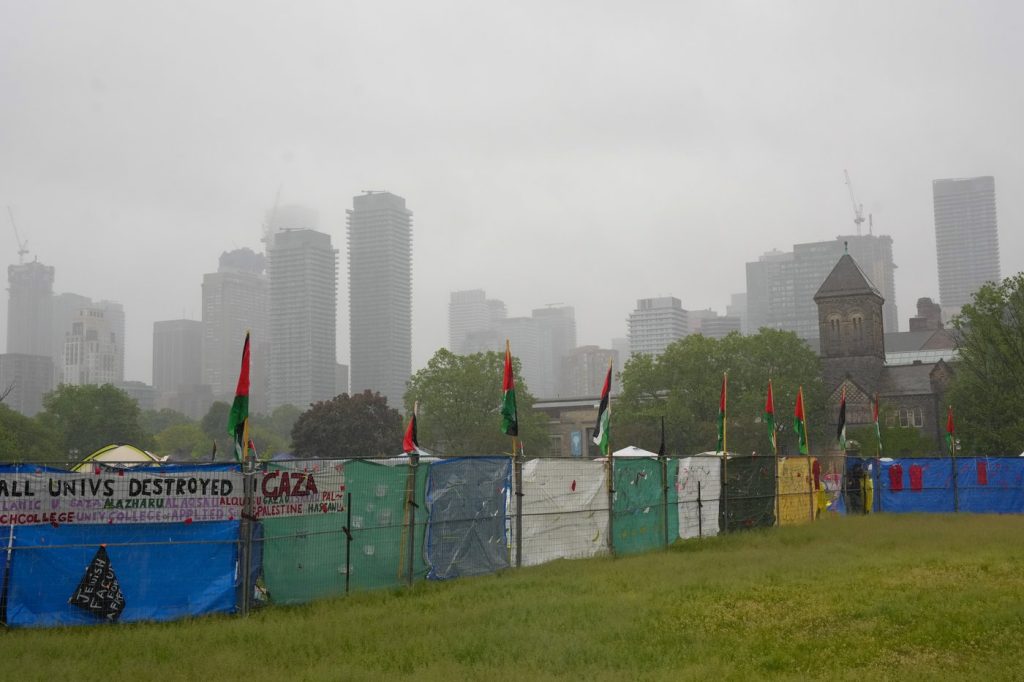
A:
828,314,841,342
851,313,864,342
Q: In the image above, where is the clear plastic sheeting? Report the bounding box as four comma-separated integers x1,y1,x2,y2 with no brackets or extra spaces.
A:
676,455,721,539
777,457,815,526
612,457,665,555
515,459,609,567
425,457,511,580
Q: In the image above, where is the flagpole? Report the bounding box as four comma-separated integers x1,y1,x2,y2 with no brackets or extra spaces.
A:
720,372,729,533
768,378,780,528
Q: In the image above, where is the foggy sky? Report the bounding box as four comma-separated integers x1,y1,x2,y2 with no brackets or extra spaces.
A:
1,1,1022,384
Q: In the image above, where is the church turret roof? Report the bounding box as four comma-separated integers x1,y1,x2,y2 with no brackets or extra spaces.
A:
813,253,883,302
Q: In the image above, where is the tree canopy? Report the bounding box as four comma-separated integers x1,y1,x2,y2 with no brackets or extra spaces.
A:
404,348,549,455
948,273,1024,455
616,330,827,456
291,390,403,458
37,384,148,458
0,404,63,463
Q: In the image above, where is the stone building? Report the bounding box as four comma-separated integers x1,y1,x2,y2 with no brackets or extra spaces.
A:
814,252,953,453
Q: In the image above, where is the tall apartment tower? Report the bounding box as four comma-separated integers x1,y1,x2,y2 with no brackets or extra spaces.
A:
153,320,203,393
933,177,1000,311
7,261,54,355
202,248,269,414
627,297,689,357
347,191,412,408
267,229,338,411
52,292,92,383
63,306,122,386
448,289,507,355
532,305,577,398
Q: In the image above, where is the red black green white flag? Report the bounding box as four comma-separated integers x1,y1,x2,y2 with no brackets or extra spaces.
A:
403,402,419,454
837,385,847,452
226,332,250,463
716,372,727,453
765,380,777,455
500,340,518,437
946,405,955,456
793,386,809,455
592,361,612,456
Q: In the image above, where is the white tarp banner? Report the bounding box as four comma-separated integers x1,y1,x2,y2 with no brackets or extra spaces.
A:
517,459,609,566
676,455,721,538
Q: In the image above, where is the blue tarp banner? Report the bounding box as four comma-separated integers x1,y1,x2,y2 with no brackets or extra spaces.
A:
956,458,1024,514
877,458,955,513
6,520,238,627
425,457,510,580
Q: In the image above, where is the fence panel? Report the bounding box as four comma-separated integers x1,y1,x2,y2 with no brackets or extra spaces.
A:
676,455,721,539
515,458,609,567
612,457,664,555
777,457,815,526
877,458,954,513
722,455,776,532
956,457,1024,514
424,457,511,580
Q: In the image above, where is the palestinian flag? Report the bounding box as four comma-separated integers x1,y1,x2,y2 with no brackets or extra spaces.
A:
873,394,883,456
592,362,612,456
227,332,250,462
500,340,518,437
765,380,777,455
793,386,809,455
837,385,847,452
946,405,955,456
403,402,419,454
716,372,727,453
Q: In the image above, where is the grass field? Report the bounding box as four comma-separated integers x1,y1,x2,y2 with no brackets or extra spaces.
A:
5,513,1024,681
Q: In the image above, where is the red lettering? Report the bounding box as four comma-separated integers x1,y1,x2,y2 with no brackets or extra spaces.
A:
261,471,279,497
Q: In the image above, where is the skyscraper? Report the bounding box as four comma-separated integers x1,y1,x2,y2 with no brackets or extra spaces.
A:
933,176,1000,311
202,248,268,414
7,260,54,356
627,297,688,357
347,191,412,408
267,229,337,411
448,289,507,355
532,305,576,398
745,234,897,344
63,306,122,386
153,320,203,393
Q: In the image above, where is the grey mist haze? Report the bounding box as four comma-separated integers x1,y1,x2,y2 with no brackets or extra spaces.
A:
1,1,1021,383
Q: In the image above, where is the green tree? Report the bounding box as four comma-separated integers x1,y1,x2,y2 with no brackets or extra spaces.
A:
155,422,210,460
140,408,192,439
848,419,938,458
37,384,148,458
616,330,827,456
948,272,1024,455
291,391,403,458
0,404,63,462
200,401,232,459
250,403,301,450
403,348,549,455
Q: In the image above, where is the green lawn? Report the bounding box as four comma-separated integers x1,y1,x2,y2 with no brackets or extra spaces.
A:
5,514,1024,681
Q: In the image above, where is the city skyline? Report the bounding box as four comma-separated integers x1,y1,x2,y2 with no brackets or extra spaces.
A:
1,3,1022,385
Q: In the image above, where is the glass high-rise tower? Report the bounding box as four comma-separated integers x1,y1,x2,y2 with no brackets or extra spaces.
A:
347,191,412,409
933,176,1000,310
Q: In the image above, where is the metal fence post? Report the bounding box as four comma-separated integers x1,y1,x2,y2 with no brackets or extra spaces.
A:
952,455,960,513
404,456,419,588
661,455,669,548
606,455,615,556
697,480,703,539
239,458,256,616
514,452,523,568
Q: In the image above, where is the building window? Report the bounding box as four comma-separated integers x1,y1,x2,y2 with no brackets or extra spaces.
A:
851,314,864,342
827,314,841,343
913,407,924,428
898,408,910,428
549,435,563,456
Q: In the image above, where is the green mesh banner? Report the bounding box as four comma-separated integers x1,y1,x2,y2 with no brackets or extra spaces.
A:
262,460,428,605
612,458,667,555
721,455,776,532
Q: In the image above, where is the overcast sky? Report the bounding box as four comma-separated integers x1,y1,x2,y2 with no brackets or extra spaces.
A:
2,1,1021,384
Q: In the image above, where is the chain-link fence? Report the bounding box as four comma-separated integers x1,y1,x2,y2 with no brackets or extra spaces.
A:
1,453,1019,627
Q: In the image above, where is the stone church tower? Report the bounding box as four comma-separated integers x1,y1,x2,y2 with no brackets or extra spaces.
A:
814,251,886,393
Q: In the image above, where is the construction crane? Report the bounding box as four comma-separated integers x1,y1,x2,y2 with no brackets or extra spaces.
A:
7,206,29,263
843,170,865,236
